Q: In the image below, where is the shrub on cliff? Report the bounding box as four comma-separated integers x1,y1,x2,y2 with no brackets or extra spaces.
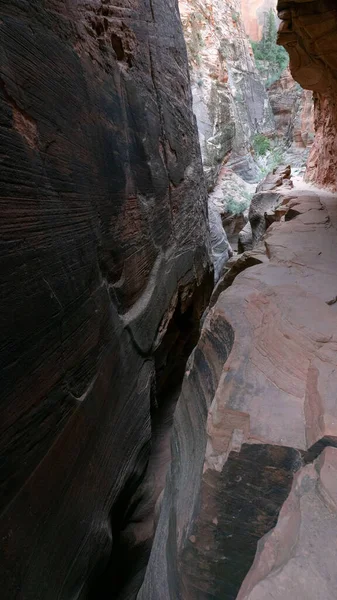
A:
251,9,289,86
252,134,271,156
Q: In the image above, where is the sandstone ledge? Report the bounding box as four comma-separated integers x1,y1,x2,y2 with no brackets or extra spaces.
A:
139,186,337,599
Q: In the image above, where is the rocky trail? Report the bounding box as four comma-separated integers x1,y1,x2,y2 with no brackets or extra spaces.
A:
140,179,337,598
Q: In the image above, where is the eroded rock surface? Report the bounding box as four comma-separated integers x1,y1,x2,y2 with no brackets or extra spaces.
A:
239,164,293,252
277,0,337,190
238,447,337,600
0,1,212,598
268,67,314,149
139,184,337,599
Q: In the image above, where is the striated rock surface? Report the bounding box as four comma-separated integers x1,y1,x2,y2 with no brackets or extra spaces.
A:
139,183,337,599
179,0,274,187
0,1,212,598
277,0,337,190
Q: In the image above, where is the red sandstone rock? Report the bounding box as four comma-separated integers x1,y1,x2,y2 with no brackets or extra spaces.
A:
277,0,337,190
140,184,337,599
0,1,212,598
268,67,314,148
238,447,337,600
241,0,280,41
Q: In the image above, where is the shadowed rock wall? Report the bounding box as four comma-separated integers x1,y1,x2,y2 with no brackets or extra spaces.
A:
277,0,337,189
0,1,212,598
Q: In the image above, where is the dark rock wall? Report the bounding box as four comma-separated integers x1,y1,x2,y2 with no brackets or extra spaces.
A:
0,1,212,598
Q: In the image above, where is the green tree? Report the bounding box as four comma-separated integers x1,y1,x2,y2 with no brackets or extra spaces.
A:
251,9,289,86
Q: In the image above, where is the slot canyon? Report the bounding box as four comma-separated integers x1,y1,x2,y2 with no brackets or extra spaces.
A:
1,1,337,599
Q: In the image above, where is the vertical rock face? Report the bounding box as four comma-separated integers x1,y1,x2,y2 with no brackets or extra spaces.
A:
0,1,212,598
179,0,275,187
268,67,314,148
277,0,337,190
241,0,279,42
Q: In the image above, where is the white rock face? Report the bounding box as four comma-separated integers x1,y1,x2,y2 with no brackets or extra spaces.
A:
179,0,275,187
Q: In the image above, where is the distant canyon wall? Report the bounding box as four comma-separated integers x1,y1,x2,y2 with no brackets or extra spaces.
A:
179,0,275,187
268,67,314,148
241,0,279,42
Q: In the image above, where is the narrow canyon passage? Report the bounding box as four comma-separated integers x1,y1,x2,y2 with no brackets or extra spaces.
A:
1,1,337,600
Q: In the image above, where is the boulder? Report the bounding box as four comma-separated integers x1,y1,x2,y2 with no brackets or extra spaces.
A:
238,221,254,253
249,191,283,246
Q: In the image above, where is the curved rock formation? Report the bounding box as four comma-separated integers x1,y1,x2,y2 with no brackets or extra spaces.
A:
0,1,212,598
139,183,337,599
277,0,337,189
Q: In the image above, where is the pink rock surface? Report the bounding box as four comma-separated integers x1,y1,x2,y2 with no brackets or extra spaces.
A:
140,184,337,599
277,0,337,190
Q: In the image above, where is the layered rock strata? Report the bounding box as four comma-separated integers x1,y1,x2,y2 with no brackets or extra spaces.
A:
140,185,337,599
0,1,212,598
277,0,337,190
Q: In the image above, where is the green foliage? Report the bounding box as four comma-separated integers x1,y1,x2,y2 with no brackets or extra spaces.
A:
252,134,271,156
232,11,240,24
225,193,251,215
251,9,289,85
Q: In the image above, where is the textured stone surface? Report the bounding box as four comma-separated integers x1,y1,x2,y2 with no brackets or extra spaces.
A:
277,0,337,190
238,447,337,600
179,0,274,187
238,165,293,251
268,67,314,148
139,183,337,599
0,1,212,598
